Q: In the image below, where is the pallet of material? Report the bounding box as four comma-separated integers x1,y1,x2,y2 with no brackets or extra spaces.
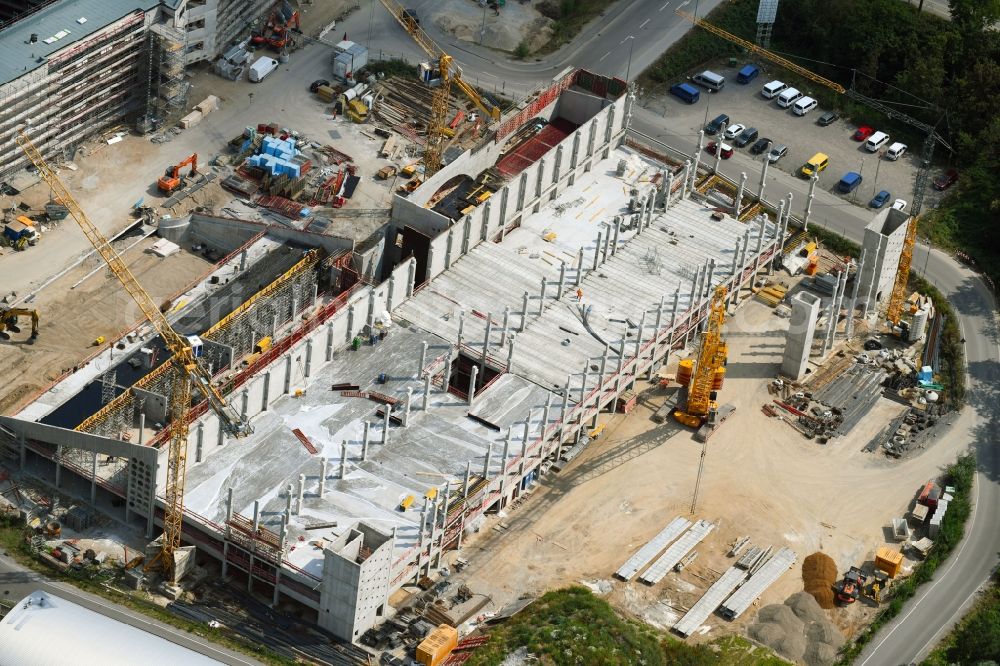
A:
615,516,691,581
718,547,796,620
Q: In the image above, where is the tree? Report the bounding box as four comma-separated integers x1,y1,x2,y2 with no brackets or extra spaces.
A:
948,596,1000,663
949,0,1000,33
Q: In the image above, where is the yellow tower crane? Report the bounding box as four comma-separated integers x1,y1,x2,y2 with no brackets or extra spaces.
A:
377,0,501,175
674,285,729,429
16,131,252,582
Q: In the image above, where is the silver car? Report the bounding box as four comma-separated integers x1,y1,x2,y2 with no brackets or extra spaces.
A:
767,144,788,163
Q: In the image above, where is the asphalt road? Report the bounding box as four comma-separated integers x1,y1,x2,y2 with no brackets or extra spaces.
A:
0,551,260,665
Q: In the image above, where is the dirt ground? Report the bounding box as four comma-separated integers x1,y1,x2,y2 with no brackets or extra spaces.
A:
431,0,553,52
0,238,212,415
452,293,970,645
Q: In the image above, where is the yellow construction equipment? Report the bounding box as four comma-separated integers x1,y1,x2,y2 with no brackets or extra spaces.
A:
885,214,919,329
16,131,251,583
675,10,845,93
377,0,500,175
674,286,729,429
0,307,39,342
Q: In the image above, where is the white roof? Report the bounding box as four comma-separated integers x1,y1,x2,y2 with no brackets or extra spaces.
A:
0,591,222,666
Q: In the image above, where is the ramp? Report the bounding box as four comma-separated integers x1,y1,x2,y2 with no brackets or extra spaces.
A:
672,566,747,637
719,547,796,620
639,519,715,585
615,516,691,581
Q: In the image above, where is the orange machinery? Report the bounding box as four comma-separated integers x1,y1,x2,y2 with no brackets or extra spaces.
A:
157,154,197,194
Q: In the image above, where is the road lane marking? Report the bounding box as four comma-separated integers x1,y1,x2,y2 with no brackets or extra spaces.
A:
857,448,983,666
659,2,670,10
599,51,611,61
639,18,650,29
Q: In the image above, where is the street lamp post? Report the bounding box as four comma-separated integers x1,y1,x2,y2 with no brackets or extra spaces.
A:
854,158,865,203
872,150,883,198
623,35,636,82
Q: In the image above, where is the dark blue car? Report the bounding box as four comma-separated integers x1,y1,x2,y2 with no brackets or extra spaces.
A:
869,190,891,208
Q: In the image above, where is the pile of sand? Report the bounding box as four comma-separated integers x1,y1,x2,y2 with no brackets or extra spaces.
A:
802,552,838,609
748,592,844,666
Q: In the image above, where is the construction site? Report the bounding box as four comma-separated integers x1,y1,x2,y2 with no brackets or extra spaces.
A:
0,2,970,665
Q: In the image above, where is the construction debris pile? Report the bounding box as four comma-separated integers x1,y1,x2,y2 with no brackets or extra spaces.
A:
748,592,845,666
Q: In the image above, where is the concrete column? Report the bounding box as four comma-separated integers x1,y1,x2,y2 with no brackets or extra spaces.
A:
195,422,204,460
602,222,611,261
845,249,867,339
284,484,293,523
362,421,370,461
310,282,318,308
600,344,610,384
271,313,279,341
283,354,292,394
419,341,428,378
445,229,454,269
501,434,511,476
771,199,786,276
382,408,390,445
217,422,225,447
665,170,675,207
138,413,147,446
519,437,528,477
506,335,515,372
423,374,431,411
319,458,327,497
820,299,836,359
346,304,355,342
483,442,493,478
325,323,334,362
705,259,716,297
785,192,794,230
542,394,553,442
560,378,571,439
575,247,585,286
734,171,747,215
757,155,770,201
340,440,348,479
593,232,603,269
731,238,742,278
557,261,566,298
520,292,529,331
691,130,704,187
240,388,250,421
804,176,818,231
468,365,479,408
615,338,627,393
304,339,313,378
644,190,654,228
291,293,299,320
457,310,466,350
441,480,452,527
404,387,413,425
407,257,417,297
501,306,510,345
753,215,767,276
239,250,248,271
481,313,493,369
863,236,882,320
195,428,203,463
612,217,621,256
464,461,472,494
634,311,646,359
442,351,453,392
90,451,97,503
538,277,547,315
579,363,589,418
779,200,790,249
689,264,701,309
296,474,305,515
671,287,680,328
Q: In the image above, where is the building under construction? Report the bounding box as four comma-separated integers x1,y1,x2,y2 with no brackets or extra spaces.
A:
0,0,272,181
2,68,795,642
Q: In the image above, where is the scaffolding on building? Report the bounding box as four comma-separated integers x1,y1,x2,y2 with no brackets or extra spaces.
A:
138,23,190,134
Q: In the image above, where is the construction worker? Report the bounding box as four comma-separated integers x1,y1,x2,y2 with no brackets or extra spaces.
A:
576,287,584,302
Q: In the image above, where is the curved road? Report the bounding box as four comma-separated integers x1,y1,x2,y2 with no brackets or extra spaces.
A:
348,3,1000,661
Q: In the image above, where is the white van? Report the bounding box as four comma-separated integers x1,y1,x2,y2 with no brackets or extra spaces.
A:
692,70,725,91
248,56,278,83
865,131,890,152
761,80,787,99
885,142,907,160
792,96,818,116
776,87,802,108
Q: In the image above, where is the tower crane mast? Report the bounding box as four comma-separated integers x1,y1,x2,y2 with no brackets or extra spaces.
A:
16,131,251,582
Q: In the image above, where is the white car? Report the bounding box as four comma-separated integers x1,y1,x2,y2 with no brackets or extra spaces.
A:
891,199,908,211
723,123,746,139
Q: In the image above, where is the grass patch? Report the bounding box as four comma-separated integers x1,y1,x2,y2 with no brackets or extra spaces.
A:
368,59,418,78
0,518,294,665
535,0,619,55
923,573,1000,665
465,586,784,665
836,454,977,664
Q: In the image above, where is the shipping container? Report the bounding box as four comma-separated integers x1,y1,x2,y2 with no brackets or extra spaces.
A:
332,40,368,81
416,625,458,666
874,546,903,578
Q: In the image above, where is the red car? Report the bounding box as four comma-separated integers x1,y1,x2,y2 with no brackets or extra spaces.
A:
933,169,958,190
852,126,874,141
706,141,734,159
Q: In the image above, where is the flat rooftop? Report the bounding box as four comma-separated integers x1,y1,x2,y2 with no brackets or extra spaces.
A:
183,146,776,577
0,0,159,87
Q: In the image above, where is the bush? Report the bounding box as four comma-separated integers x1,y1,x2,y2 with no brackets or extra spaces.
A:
513,40,531,60
367,59,418,79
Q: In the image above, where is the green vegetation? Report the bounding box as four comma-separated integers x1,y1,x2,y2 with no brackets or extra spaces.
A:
0,517,294,665
465,587,784,665
923,574,1000,666
534,0,618,54
368,58,418,78
641,0,1000,290
513,39,531,60
837,454,977,663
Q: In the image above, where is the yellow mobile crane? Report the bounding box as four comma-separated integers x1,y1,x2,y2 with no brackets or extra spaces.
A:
16,131,252,582
377,0,501,175
674,286,731,437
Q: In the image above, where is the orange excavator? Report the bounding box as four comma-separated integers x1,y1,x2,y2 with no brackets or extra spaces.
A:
251,2,300,51
157,153,197,194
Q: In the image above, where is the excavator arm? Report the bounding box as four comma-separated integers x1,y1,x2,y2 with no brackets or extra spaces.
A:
0,307,39,340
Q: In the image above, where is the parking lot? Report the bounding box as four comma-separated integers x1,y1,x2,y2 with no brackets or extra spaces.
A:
641,62,937,211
